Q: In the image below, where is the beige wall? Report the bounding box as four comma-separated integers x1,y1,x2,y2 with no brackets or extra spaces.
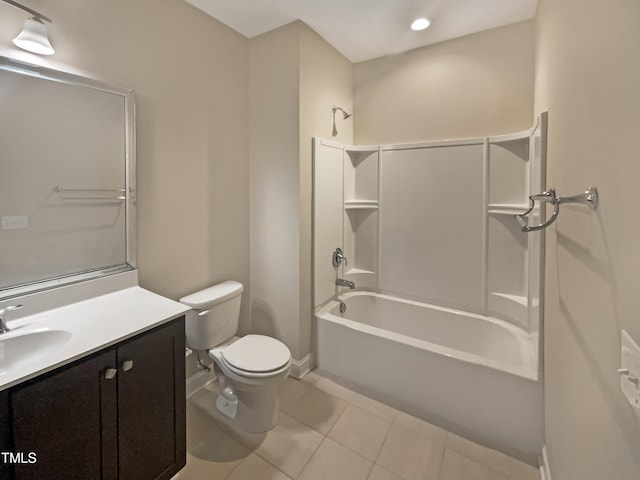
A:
249,22,353,362
535,0,640,478
299,24,353,360
0,0,251,337
354,21,534,145
249,23,302,357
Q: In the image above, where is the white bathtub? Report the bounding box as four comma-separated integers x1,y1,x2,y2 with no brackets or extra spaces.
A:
314,291,542,462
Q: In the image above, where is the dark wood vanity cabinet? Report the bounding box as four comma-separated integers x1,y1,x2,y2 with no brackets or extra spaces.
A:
0,317,185,480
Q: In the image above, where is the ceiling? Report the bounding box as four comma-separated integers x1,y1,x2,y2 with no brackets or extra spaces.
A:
184,0,538,63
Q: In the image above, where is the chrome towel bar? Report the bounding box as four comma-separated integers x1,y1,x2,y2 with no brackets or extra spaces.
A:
514,187,598,232
55,186,130,201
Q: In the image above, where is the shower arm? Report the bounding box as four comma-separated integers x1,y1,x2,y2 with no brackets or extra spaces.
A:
332,105,351,120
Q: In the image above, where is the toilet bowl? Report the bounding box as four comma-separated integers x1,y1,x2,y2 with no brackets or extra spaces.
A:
209,334,291,432
180,281,291,433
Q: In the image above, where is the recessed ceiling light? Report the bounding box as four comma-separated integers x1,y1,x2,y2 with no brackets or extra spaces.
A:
411,18,431,31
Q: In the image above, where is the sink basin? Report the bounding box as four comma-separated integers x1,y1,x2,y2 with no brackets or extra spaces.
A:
0,328,72,377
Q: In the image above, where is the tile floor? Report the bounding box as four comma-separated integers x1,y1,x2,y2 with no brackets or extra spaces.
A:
179,371,540,480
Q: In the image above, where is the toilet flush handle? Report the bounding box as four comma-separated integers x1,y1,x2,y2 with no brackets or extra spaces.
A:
197,309,210,316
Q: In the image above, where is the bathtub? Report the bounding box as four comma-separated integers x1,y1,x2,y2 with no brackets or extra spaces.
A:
314,290,542,462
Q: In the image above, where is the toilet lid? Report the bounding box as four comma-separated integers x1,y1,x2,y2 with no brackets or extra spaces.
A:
222,335,291,373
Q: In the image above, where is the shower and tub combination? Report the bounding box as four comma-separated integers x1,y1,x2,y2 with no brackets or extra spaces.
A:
312,114,547,462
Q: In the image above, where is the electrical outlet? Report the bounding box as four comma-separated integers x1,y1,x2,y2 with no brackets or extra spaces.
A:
620,330,640,420
1,215,28,230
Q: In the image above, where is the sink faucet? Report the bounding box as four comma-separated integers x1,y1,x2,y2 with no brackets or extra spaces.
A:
0,305,23,334
335,278,356,289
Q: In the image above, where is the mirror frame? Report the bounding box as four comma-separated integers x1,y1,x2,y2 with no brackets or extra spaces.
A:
0,56,136,299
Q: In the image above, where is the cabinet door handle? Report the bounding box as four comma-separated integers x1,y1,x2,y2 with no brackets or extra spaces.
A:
104,368,117,380
122,360,134,372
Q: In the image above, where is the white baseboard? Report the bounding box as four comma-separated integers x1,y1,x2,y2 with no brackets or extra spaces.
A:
289,353,314,379
539,445,552,480
186,368,217,398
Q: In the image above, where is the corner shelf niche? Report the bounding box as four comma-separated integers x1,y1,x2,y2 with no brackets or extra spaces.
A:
486,133,531,328
488,135,529,207
488,292,528,326
343,147,379,288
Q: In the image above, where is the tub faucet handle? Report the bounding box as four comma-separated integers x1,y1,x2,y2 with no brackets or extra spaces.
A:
332,247,347,267
335,278,356,289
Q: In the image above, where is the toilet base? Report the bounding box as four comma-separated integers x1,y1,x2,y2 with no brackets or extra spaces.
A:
216,385,280,433
212,368,284,433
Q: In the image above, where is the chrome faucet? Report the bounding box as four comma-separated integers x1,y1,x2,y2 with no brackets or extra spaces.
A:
335,278,356,289
0,304,23,333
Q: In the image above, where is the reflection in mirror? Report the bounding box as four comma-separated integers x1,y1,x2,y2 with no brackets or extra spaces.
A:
0,57,136,299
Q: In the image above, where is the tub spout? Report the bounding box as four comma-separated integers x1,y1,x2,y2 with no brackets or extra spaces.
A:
335,278,355,289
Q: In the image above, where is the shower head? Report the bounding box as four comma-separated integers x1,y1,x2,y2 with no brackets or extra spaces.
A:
332,105,351,120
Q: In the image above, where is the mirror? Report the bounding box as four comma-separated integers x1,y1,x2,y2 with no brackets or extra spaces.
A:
0,57,136,299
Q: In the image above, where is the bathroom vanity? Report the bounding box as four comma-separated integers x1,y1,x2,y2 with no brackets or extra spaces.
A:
0,274,190,480
0,56,189,479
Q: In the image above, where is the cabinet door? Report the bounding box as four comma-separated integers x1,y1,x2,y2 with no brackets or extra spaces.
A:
10,350,118,480
0,390,11,480
117,318,185,480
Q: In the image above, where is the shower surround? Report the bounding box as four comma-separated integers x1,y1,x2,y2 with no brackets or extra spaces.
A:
312,114,547,462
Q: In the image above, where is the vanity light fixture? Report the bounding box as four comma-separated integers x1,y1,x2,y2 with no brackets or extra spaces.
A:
410,17,431,31
1,0,54,55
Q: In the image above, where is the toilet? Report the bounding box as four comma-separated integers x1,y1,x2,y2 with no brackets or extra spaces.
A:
180,281,291,433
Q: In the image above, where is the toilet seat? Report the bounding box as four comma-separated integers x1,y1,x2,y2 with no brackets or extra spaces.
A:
212,334,291,378
219,356,290,379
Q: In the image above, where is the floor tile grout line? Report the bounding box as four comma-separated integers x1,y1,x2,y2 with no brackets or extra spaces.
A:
325,414,393,465
186,372,532,480
364,460,376,480
441,446,517,479
372,420,393,466
349,396,400,423
286,390,349,436
320,398,397,465
220,453,245,480
251,412,324,479
371,418,393,464
292,434,329,479
324,400,350,438
433,442,447,480
308,381,355,404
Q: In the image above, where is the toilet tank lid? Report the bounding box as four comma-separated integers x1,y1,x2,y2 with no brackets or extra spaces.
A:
179,281,244,309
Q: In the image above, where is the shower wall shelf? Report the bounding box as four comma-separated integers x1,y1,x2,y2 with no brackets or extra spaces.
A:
344,145,378,153
345,268,376,275
484,113,546,330
345,200,379,210
343,145,380,289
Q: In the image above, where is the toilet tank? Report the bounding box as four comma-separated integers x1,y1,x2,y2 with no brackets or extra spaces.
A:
180,281,244,350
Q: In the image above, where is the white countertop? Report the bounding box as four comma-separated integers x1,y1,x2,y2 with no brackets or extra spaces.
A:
0,285,191,391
